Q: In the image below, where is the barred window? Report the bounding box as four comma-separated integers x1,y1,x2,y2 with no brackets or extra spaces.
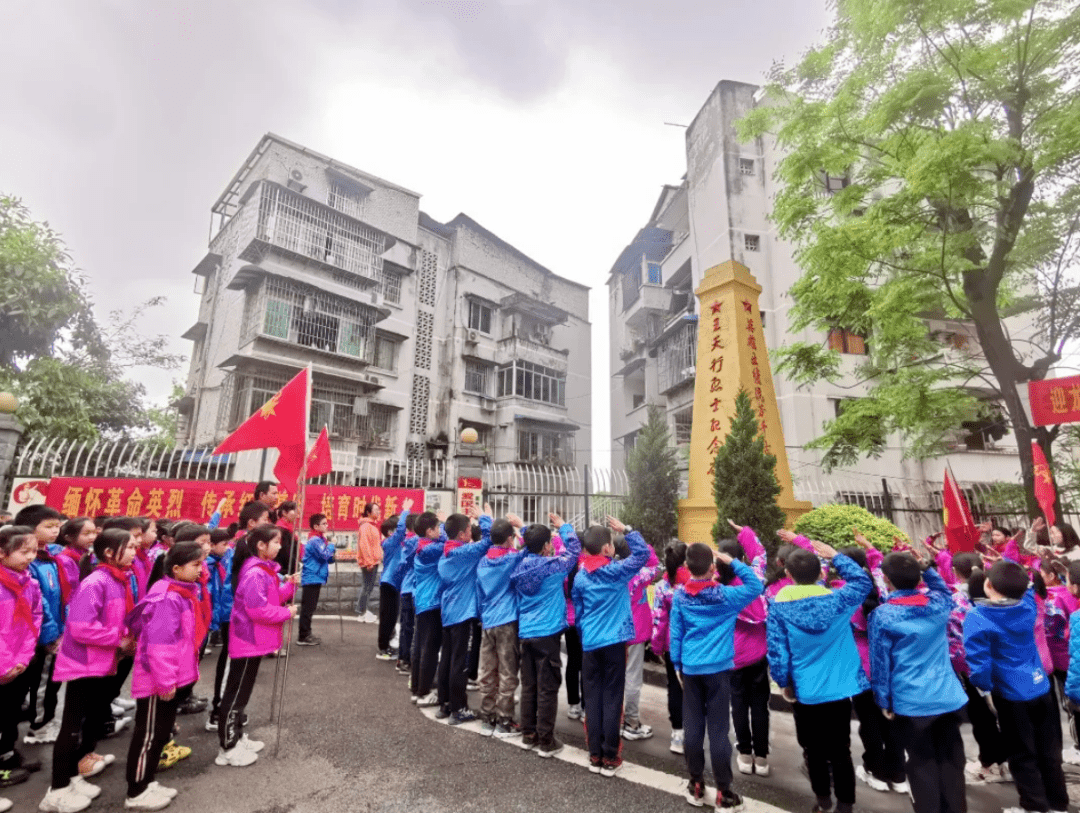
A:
464,360,490,396
372,334,398,372
497,360,566,406
468,300,493,334
657,321,697,393
517,427,574,465
674,408,693,445
358,405,395,450
251,277,377,362
380,270,402,305
226,371,366,440
326,179,365,219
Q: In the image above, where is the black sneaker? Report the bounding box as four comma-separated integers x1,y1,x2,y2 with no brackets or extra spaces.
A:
0,751,40,773
685,780,705,806
395,661,411,675
0,767,29,788
811,798,833,813
588,755,602,774
716,789,744,810
375,648,396,660
600,757,622,777
209,629,222,647
435,704,452,720
449,708,478,726
205,709,219,731
521,732,538,750
297,636,322,646
177,695,208,715
536,737,564,758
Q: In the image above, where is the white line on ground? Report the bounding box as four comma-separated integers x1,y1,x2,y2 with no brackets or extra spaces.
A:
417,706,790,813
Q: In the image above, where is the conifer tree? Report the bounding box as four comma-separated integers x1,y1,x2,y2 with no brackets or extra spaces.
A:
711,390,787,554
623,404,680,554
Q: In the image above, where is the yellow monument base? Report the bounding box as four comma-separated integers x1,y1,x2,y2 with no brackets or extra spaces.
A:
676,260,812,545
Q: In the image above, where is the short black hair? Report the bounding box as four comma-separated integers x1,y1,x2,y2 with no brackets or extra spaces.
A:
685,542,715,577
14,505,62,528
0,525,34,555
102,515,143,533
239,502,270,529
414,512,440,538
584,526,612,555
952,552,982,580
444,513,471,541
716,538,744,562
405,513,417,533
278,500,297,514
210,529,232,545
523,524,552,555
164,541,204,574
987,560,1029,600
612,534,629,560
309,513,328,530
786,548,821,585
94,528,132,562
491,519,514,546
969,570,987,600
363,502,378,517
254,481,277,500
380,515,398,537
882,552,922,591
174,524,210,545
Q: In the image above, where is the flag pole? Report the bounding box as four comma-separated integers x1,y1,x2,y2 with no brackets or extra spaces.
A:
273,364,312,757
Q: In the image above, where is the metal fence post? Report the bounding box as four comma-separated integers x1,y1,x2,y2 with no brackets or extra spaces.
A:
583,464,591,528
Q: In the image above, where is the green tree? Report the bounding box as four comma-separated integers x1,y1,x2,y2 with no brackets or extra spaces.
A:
794,504,905,553
740,0,1080,518
711,390,787,555
622,404,680,554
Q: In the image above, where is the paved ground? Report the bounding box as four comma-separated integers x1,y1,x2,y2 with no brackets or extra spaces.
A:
6,617,1080,813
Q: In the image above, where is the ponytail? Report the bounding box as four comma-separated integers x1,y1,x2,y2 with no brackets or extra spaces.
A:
664,540,687,584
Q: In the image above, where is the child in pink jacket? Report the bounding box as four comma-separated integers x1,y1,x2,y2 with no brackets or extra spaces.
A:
42,528,137,813
123,540,205,811
216,524,298,768
651,541,690,754
622,540,660,740
0,524,43,795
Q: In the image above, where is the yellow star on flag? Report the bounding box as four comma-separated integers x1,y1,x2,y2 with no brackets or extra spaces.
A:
259,392,281,419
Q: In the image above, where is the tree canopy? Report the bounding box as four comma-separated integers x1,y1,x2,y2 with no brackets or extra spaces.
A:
622,404,681,554
740,0,1080,516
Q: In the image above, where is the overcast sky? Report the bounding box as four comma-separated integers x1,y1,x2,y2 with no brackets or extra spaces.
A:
0,0,830,467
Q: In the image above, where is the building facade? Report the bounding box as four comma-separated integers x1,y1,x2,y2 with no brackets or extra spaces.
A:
178,134,591,497
609,81,1027,529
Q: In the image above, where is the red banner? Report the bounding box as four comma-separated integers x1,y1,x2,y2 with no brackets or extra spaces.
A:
1029,375,1080,427
45,477,424,533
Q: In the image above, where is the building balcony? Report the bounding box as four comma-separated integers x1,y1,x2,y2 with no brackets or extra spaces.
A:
496,335,569,371
623,282,673,330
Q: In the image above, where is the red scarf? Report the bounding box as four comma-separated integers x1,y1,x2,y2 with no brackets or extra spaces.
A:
166,579,209,646
56,547,84,605
580,553,610,573
197,564,212,640
96,563,135,616
0,565,34,629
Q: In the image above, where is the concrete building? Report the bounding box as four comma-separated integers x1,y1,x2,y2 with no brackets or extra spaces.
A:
178,134,591,492
609,81,1025,530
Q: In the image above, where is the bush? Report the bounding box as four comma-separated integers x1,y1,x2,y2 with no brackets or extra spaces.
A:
793,504,906,553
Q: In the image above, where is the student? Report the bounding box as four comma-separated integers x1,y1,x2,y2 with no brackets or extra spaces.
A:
376,503,408,661
670,540,763,809
476,515,525,736
1041,555,1080,765
1062,561,1080,751
168,525,212,719
217,524,299,767
571,516,648,774
273,501,301,576
109,517,153,601
622,537,660,742
123,541,206,811
204,529,234,733
766,541,871,813
411,512,446,704
870,552,968,813
965,559,1068,813
435,507,492,723
651,540,689,754
356,502,383,623
510,514,581,757
0,525,43,794
41,528,138,813
297,513,336,647
53,517,97,606
396,507,418,676
17,504,65,747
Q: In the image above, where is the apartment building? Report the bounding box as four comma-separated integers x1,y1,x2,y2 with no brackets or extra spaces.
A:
609,80,1024,518
178,134,591,487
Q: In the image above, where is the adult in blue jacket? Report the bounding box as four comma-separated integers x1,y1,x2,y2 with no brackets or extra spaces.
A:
411,513,447,705
435,508,492,722
766,542,870,813
870,554,967,813
510,514,581,757
570,516,649,773
297,514,336,646
964,560,1068,813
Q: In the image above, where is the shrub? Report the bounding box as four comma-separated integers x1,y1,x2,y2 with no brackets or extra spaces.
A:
793,504,906,553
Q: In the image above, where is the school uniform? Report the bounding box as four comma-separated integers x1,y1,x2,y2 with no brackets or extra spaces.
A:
206,547,234,722
377,518,408,652
24,550,65,736
298,534,336,640
398,523,419,668
411,532,447,698
0,564,42,757
476,539,526,723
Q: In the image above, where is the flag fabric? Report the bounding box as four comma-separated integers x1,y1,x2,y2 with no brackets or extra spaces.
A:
1032,441,1058,527
943,467,979,552
213,368,309,492
306,426,334,478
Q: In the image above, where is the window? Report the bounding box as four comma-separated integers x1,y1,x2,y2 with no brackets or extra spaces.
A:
326,179,365,219
371,334,398,371
674,409,693,445
657,321,697,393
744,234,761,252
631,394,645,410
380,270,402,305
228,371,366,440
824,172,850,194
468,300,493,334
739,158,755,176
828,327,867,355
464,360,491,396
497,360,566,406
358,404,395,449
646,262,662,285
517,426,574,465
254,278,377,362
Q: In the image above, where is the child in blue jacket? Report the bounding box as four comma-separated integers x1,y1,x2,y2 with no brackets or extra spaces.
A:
412,513,447,706
435,507,492,724
205,529,234,731
510,513,581,758
965,559,1068,813
766,541,870,813
297,514,336,646
670,541,763,809
571,516,649,776
870,553,967,813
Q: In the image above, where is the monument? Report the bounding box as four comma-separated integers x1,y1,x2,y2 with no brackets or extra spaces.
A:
678,261,812,543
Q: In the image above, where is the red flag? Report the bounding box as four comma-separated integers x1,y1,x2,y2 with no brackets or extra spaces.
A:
943,467,978,552
1032,441,1058,527
213,368,309,492
306,426,333,478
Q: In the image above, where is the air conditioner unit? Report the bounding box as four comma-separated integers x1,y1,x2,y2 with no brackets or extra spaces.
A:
466,329,479,344
479,396,496,411
361,374,380,385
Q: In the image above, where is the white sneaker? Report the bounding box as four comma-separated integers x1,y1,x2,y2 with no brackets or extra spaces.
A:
669,729,684,754
621,722,653,740
69,776,101,799
215,745,258,767
890,779,910,794
389,635,399,649
0,797,12,813
114,697,137,711
566,703,584,720
237,734,265,753
148,782,177,798
416,690,439,707
124,786,172,810
1062,747,1080,765
25,719,62,745
737,753,754,774
111,702,126,717
856,765,890,792
39,786,91,813
362,611,377,623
